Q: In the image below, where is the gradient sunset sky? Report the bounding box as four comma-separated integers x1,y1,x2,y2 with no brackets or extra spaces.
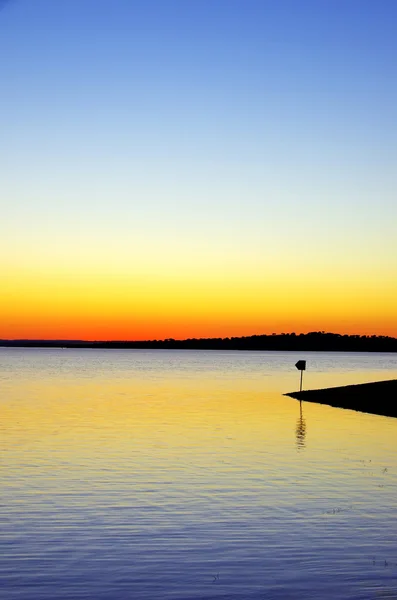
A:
1,0,396,340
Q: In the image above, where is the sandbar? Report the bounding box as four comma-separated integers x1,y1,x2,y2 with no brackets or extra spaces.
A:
285,379,397,418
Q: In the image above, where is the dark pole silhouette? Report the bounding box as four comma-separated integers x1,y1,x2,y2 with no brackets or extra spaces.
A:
295,360,306,391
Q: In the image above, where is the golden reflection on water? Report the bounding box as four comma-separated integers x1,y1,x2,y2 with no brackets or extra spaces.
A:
2,371,397,466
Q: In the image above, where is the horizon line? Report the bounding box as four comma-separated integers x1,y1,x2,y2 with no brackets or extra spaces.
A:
1,331,397,344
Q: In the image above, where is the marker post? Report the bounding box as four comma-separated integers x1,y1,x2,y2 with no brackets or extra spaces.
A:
295,360,306,392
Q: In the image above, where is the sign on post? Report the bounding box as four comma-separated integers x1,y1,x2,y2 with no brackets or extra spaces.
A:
295,360,306,371
295,360,306,391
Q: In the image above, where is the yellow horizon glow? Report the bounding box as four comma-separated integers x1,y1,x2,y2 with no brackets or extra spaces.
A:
2,256,396,340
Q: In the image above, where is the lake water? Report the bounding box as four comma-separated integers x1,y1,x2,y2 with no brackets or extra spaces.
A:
1,349,397,600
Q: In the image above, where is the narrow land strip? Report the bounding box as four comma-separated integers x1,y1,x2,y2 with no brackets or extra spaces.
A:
1,332,397,351
285,379,397,418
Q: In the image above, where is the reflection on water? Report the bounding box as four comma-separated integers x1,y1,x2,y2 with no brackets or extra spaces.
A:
295,401,307,450
1,349,397,600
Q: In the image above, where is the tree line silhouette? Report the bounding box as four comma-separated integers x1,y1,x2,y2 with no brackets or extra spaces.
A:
1,332,397,352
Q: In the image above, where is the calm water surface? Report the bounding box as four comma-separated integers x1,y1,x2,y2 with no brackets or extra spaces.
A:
1,349,397,599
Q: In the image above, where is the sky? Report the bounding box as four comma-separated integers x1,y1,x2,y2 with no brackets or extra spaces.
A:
1,0,396,340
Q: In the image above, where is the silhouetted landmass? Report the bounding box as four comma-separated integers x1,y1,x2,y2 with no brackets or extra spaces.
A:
1,332,397,352
286,379,397,418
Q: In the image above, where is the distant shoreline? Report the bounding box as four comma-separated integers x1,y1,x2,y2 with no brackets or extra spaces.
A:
1,332,397,352
285,379,397,419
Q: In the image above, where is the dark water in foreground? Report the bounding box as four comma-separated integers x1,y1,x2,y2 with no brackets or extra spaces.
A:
1,349,397,599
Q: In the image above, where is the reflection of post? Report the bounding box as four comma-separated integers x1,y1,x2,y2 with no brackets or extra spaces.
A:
295,401,306,450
